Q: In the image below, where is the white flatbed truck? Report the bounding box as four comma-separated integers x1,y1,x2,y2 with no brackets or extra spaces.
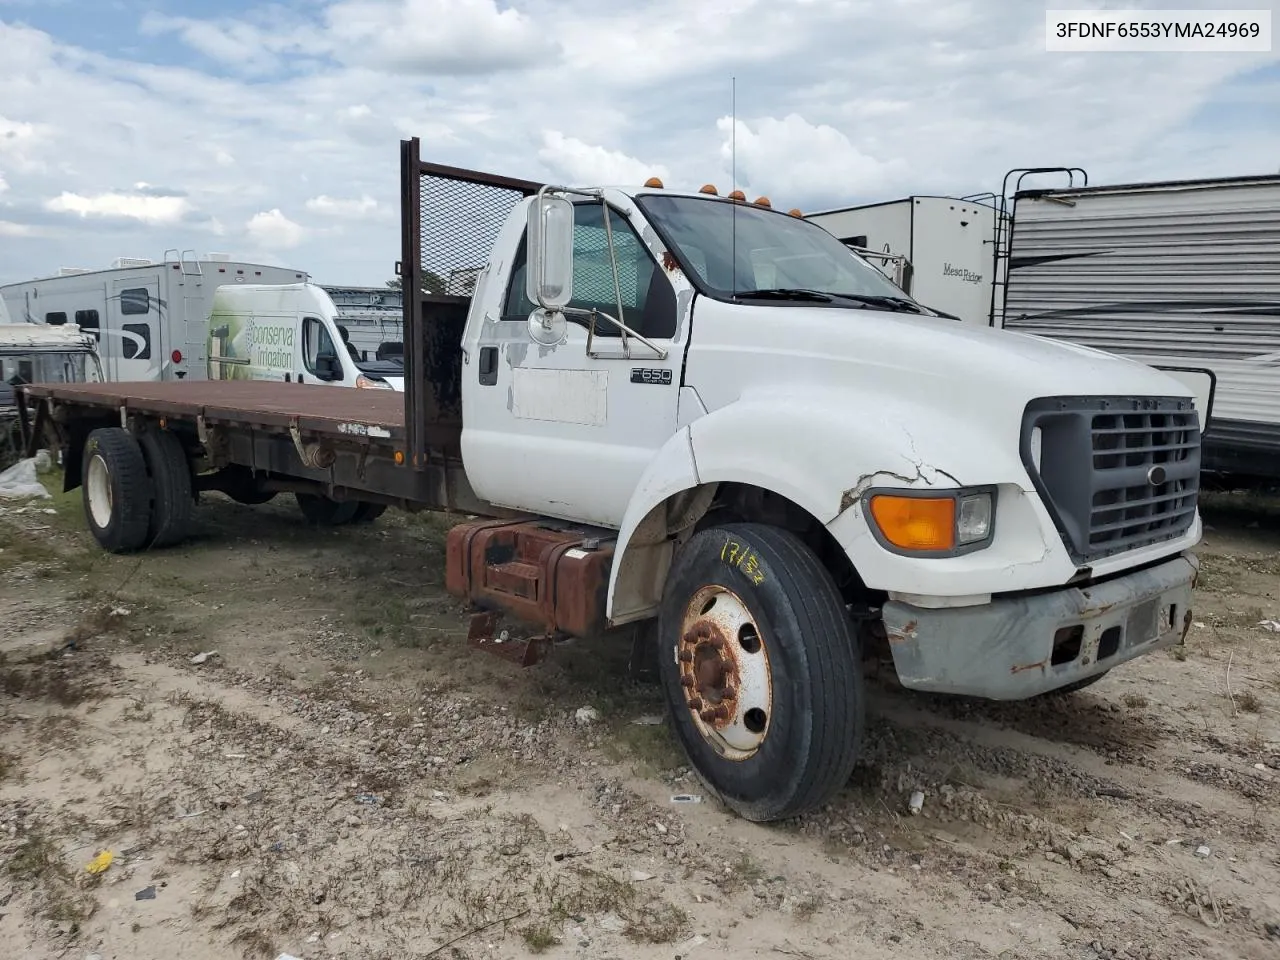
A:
18,139,1204,821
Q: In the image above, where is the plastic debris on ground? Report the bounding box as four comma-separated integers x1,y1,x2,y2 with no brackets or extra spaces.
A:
85,850,114,875
574,706,599,724
670,794,702,804
0,458,50,500
190,650,219,665
135,885,157,901
631,715,664,726
909,790,926,815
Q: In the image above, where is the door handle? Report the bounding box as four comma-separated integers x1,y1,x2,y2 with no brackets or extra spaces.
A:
478,346,498,386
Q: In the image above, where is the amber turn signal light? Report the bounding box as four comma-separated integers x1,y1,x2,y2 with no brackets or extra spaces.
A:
868,495,957,552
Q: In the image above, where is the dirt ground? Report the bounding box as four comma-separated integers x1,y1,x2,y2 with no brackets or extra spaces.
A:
1,476,1277,960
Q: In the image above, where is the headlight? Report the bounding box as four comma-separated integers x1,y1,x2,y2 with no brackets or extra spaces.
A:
355,374,393,390
865,487,995,555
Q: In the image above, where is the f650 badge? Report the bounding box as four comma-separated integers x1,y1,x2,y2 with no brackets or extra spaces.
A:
630,367,673,385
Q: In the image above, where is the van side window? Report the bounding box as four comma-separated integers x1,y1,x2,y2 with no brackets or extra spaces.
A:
302,317,343,382
120,288,150,315
503,202,677,340
46,312,67,326
75,310,100,337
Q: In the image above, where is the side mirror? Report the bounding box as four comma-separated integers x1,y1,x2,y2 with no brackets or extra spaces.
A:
316,354,341,380
526,193,575,310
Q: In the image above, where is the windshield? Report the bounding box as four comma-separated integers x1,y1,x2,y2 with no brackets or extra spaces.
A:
635,193,915,303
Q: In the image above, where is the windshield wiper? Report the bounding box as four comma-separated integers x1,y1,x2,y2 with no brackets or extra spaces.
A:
734,288,933,314
733,288,836,303
824,292,931,314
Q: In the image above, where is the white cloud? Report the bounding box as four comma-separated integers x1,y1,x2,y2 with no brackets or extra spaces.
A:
0,114,51,172
0,6,1274,286
0,172,8,194
0,220,33,237
323,0,546,74
539,133,668,188
44,190,192,224
246,208,306,249
716,115,905,202
305,194,379,218
138,12,326,74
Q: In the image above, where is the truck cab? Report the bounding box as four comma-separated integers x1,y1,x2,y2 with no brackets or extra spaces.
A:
207,282,402,391
443,174,1201,817
1,322,102,462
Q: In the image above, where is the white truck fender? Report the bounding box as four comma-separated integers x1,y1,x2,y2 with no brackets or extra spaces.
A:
607,388,995,624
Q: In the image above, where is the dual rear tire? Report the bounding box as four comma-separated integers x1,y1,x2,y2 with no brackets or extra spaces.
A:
83,427,193,553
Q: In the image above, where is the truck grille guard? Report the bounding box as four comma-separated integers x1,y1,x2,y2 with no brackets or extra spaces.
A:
1020,396,1201,565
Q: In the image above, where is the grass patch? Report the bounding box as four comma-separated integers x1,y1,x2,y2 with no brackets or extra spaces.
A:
1123,693,1149,709
520,922,560,952
0,650,103,706
1236,690,1262,714
540,867,689,945
230,929,278,959
6,833,64,880
603,720,683,774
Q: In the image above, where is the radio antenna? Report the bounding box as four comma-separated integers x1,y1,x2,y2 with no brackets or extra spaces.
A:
731,75,737,298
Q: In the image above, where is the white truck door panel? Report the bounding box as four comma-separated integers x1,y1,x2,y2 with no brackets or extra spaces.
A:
462,201,686,528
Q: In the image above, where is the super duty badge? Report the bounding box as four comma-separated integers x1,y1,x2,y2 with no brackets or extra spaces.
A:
630,368,673,385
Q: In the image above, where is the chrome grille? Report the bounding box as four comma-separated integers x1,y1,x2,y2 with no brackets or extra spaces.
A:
1021,397,1201,564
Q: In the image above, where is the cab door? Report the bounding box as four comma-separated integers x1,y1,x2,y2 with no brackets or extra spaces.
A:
461,200,686,528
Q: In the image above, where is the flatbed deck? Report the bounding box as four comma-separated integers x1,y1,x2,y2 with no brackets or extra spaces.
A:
22,380,409,441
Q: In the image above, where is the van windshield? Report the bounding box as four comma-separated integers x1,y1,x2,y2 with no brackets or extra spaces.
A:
635,193,918,307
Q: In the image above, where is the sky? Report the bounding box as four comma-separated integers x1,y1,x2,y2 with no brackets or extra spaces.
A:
0,0,1277,287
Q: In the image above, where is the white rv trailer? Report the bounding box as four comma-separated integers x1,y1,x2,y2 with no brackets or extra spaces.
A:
804,196,1004,326
0,252,308,382
999,174,1280,477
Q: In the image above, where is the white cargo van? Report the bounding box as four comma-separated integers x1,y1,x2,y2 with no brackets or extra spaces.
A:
207,283,403,390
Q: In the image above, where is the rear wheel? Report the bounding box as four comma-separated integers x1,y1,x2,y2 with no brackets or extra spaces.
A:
138,429,194,548
657,522,864,822
350,502,387,524
82,428,154,554
295,492,359,526
215,465,277,505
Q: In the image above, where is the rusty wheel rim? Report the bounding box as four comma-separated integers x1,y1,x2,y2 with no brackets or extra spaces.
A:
677,585,773,761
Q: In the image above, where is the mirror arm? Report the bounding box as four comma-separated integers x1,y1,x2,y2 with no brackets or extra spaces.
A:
599,203,630,354
568,307,668,360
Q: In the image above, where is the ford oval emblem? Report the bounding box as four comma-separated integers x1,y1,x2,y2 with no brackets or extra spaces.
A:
1147,465,1168,485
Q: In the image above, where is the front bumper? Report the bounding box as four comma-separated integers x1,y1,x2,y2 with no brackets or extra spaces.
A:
881,553,1198,699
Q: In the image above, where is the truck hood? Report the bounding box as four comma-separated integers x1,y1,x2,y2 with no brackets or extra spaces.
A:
687,298,1194,410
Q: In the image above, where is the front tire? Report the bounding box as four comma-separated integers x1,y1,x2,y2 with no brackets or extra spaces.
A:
657,522,864,822
82,428,154,554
